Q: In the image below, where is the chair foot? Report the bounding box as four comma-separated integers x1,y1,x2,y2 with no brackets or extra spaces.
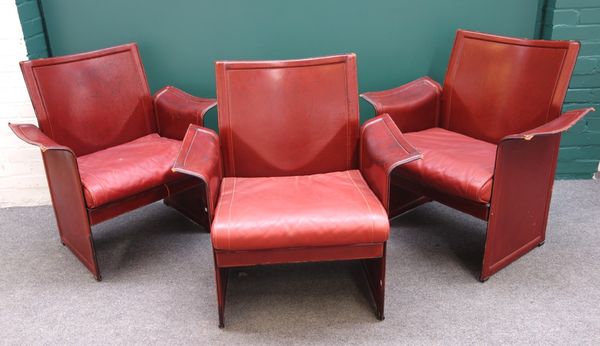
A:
537,240,545,247
479,274,489,283
94,274,102,282
214,251,229,328
216,269,227,328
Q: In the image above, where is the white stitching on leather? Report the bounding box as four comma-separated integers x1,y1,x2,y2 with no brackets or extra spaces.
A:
182,130,198,167
227,178,237,250
346,170,376,243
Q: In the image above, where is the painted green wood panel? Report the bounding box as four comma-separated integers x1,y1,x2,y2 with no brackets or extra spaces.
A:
39,0,541,131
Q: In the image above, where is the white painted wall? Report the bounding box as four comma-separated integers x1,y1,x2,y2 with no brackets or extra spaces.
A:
0,0,50,207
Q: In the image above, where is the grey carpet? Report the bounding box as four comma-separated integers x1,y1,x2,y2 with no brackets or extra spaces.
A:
0,180,599,345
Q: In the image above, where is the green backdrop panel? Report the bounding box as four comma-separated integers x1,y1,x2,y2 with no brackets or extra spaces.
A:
40,0,541,130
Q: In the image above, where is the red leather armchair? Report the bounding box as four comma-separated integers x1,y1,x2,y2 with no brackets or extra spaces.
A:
361,30,595,281
173,55,421,327
9,44,216,280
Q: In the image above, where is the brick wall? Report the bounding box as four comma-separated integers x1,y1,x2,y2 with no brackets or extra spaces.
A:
543,0,600,179
16,0,50,59
0,0,50,207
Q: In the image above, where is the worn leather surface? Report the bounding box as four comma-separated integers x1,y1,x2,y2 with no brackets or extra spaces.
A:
12,43,216,279
503,108,595,141
192,54,400,323
360,77,441,133
481,106,596,278
400,128,496,203
20,43,156,156
78,134,182,208
215,55,359,177
89,177,198,225
9,123,74,153
172,124,222,222
154,86,216,140
8,123,99,278
211,170,389,251
215,244,385,268
441,30,580,143
358,30,591,280
360,114,421,211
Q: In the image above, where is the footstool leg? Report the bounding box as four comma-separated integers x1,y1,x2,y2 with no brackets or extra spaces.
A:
213,250,229,328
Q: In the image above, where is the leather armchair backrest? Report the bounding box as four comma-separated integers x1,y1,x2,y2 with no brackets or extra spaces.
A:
441,30,579,143
215,54,360,177
20,43,156,156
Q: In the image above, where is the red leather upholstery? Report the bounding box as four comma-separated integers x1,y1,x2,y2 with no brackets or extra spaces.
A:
154,86,216,141
12,43,217,280
211,170,389,251
20,44,156,156
77,134,182,208
360,114,421,211
9,123,74,153
502,108,595,141
441,30,579,143
175,54,419,326
216,55,359,177
401,128,496,203
172,125,222,221
361,30,594,281
360,77,442,133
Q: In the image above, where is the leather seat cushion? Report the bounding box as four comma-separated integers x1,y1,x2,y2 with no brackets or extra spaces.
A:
78,133,182,208
211,170,389,251
400,128,497,203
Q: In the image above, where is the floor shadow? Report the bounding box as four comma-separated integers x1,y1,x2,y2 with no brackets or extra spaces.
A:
391,202,486,279
91,202,208,279
223,261,381,330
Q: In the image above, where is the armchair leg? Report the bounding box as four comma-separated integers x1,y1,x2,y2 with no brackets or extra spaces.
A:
42,150,101,280
479,215,546,282
213,251,229,328
57,217,101,281
164,185,210,230
480,196,551,281
361,244,386,320
481,135,558,280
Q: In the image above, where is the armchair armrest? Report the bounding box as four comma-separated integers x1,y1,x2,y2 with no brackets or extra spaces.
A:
154,86,217,140
172,124,222,222
501,108,595,141
8,123,75,154
360,77,442,132
360,114,422,212
9,124,90,263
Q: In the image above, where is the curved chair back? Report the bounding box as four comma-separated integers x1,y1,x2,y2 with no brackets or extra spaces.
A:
215,54,359,177
441,30,579,143
20,43,155,156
